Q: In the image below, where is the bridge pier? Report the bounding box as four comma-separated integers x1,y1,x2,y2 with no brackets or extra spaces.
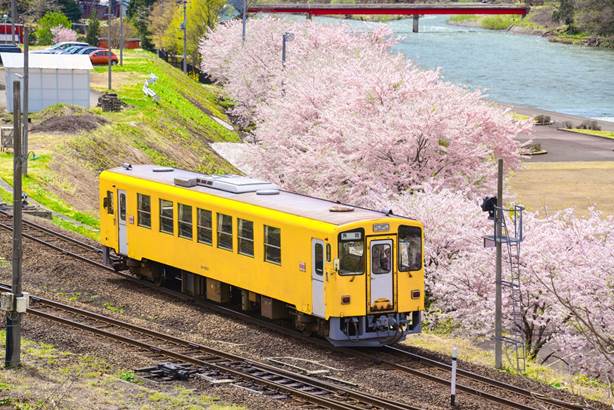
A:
412,15,419,33
306,13,312,20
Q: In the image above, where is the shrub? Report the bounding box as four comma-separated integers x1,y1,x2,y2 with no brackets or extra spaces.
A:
578,120,601,130
35,11,71,46
534,114,551,125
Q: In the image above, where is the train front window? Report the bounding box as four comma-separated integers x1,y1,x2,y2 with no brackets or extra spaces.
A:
338,229,364,275
399,225,422,271
159,199,174,234
371,243,392,274
217,213,233,251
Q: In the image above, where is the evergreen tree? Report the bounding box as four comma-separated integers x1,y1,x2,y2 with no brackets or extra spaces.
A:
85,15,100,46
58,0,81,21
553,0,576,30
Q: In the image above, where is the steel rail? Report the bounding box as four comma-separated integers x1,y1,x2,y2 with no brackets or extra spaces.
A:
0,214,586,409
384,345,586,410
2,284,417,410
0,209,101,253
0,213,113,273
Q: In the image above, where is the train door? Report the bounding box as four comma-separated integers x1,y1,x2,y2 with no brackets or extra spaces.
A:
117,189,128,255
311,239,325,318
367,238,394,313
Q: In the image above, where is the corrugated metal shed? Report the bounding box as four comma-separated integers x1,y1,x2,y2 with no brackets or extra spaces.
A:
2,53,93,113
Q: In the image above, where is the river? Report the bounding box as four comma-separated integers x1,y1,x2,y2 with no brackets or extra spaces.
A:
303,15,614,121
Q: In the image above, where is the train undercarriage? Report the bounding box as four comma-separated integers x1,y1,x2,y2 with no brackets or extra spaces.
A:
105,250,420,347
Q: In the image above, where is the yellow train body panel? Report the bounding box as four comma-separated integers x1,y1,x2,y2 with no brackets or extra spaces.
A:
99,165,424,347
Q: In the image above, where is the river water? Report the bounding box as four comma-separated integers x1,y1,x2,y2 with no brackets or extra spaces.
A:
307,15,614,121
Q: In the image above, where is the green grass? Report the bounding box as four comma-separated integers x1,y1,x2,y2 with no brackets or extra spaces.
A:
480,15,520,30
0,49,239,241
449,15,480,24
407,330,614,405
566,128,614,139
512,112,531,121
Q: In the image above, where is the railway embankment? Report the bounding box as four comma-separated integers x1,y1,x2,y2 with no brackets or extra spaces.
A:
0,49,239,240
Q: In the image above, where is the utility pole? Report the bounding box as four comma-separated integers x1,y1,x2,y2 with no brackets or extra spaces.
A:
5,81,23,368
108,0,112,90
10,0,15,45
495,158,503,369
182,0,187,73
241,0,247,44
22,26,29,177
119,0,124,66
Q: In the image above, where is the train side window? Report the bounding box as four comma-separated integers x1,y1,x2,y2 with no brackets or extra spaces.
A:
238,219,254,257
137,194,151,228
159,199,174,234
264,225,281,265
217,213,233,251
103,191,114,215
178,203,193,240
398,225,423,271
197,209,212,245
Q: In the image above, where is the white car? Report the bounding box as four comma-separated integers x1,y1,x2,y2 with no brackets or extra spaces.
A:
33,41,90,54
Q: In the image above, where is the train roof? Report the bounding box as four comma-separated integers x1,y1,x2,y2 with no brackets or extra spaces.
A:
106,165,410,226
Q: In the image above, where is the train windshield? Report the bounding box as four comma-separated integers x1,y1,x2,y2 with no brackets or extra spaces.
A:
398,225,422,271
338,229,364,275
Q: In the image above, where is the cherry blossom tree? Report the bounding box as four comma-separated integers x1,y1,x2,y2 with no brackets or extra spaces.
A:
201,18,612,380
201,18,529,198
51,26,78,44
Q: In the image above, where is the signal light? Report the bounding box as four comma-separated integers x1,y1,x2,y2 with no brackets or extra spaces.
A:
481,196,497,220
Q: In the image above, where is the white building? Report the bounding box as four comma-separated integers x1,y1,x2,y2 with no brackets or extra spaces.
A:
2,53,93,112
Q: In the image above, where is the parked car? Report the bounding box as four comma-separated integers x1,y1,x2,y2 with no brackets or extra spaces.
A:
62,46,85,54
0,44,21,65
89,50,118,65
76,47,101,55
33,41,89,54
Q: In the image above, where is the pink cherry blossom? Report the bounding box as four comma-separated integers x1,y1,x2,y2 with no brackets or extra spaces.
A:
51,26,78,44
201,17,612,380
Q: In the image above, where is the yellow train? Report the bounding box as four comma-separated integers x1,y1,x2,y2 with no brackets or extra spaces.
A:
99,164,424,346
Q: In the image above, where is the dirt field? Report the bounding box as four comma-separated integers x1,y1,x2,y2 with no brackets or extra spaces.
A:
508,161,614,217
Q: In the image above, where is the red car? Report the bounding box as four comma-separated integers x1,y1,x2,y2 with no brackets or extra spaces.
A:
89,50,118,65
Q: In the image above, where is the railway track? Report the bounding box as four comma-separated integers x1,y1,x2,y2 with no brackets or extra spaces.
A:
0,209,112,272
0,211,590,410
1,283,418,410
375,346,587,410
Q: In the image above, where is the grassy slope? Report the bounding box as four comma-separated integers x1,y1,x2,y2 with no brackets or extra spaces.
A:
448,3,595,44
0,49,238,240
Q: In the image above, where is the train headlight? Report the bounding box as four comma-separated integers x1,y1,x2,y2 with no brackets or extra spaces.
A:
341,295,351,305
411,290,421,299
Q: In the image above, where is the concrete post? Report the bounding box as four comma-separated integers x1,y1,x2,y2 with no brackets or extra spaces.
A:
5,80,23,369
412,15,419,33
495,159,503,369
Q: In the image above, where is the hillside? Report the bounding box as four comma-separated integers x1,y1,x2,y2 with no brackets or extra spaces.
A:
0,50,239,239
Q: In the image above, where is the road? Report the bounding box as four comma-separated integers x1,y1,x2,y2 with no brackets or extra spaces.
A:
511,105,614,162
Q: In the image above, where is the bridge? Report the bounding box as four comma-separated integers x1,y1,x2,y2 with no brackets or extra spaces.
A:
247,3,530,32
